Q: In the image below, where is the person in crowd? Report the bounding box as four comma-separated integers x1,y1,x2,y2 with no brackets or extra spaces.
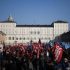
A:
1,41,70,70
21,54,29,70
31,52,36,70
39,50,46,70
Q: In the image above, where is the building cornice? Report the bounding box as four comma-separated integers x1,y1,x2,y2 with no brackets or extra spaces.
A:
16,24,53,27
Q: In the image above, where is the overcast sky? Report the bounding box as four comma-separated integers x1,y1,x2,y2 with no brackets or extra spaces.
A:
0,0,70,25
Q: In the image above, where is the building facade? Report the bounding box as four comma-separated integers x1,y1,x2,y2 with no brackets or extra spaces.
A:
0,16,68,44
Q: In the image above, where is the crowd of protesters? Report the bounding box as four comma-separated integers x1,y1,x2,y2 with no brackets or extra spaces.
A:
0,40,70,70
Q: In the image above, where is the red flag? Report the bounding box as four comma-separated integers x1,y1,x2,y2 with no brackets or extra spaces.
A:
53,42,63,63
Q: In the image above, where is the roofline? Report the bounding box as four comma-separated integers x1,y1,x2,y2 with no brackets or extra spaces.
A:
0,21,16,23
52,20,68,23
16,25,53,27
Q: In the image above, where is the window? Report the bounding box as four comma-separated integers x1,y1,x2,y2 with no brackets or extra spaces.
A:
9,37,11,40
20,37,22,40
30,31,40,35
12,37,14,40
16,37,18,40
23,37,25,40
37,31,40,34
34,31,36,34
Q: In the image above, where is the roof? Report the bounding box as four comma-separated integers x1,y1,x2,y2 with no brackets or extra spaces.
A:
0,21,16,23
51,20,68,26
16,20,68,27
16,24,53,27
53,20,68,23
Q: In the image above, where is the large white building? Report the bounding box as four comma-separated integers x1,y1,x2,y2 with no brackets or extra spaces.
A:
0,16,68,44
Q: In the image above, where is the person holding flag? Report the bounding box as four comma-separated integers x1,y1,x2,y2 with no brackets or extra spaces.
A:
52,42,64,70
52,42,63,63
